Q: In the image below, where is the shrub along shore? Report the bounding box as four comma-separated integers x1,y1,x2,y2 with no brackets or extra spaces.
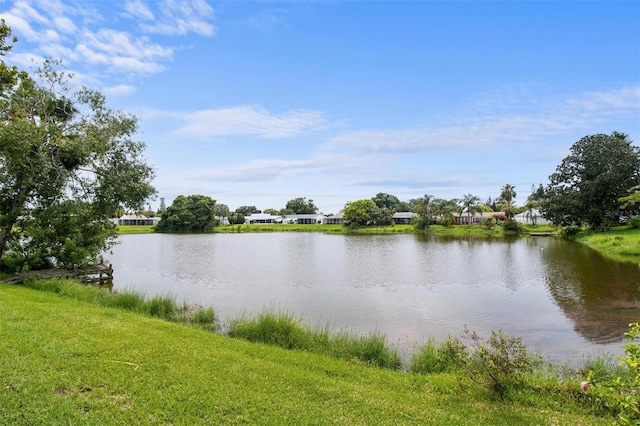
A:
1,279,637,425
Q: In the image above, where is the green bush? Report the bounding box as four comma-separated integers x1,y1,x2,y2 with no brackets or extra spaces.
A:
587,322,640,424
414,216,430,231
559,225,582,240
628,216,640,229
480,217,497,229
502,219,524,236
462,327,542,396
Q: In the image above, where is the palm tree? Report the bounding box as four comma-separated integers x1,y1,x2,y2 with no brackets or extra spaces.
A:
432,198,457,226
415,194,433,218
461,194,481,226
499,184,517,219
524,199,539,225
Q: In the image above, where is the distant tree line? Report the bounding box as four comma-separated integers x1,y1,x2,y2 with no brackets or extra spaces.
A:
155,131,640,234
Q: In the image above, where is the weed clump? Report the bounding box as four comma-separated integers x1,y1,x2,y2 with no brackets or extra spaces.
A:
409,336,467,374
460,326,542,397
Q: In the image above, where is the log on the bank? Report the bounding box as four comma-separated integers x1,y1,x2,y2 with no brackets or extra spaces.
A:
2,263,113,285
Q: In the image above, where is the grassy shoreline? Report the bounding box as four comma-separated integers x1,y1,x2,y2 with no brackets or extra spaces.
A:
119,223,557,237
577,226,640,264
0,282,616,425
118,223,640,265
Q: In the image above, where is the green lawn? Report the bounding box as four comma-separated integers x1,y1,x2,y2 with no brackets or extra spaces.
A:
0,283,613,425
577,226,640,263
213,223,551,237
116,225,156,234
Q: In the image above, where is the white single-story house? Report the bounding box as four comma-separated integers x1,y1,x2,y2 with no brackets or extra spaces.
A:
113,214,160,226
392,212,417,224
284,214,325,224
322,213,344,225
452,212,504,225
515,209,550,225
244,213,282,224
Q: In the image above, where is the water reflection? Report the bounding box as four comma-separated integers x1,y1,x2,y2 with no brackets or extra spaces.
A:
541,239,640,343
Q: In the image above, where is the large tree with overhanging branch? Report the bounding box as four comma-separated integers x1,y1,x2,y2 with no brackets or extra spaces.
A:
0,22,156,271
540,132,640,229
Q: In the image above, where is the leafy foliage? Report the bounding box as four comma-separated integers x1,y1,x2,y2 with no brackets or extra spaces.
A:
558,224,582,240
628,216,640,229
235,205,260,216
156,195,218,232
461,194,481,225
480,217,497,229
0,25,155,270
499,184,517,218
587,323,640,425
502,219,524,235
619,186,640,209
461,327,542,396
540,133,640,229
372,192,402,211
343,199,380,227
284,197,318,214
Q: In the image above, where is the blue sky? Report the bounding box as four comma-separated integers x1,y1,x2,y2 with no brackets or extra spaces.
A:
1,1,639,213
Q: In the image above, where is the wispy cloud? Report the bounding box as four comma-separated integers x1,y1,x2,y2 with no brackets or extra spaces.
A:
195,151,380,182
135,0,216,36
351,175,473,190
175,105,327,139
197,158,316,182
324,85,640,155
189,84,640,189
124,0,155,21
564,86,640,115
0,0,216,87
76,28,173,74
103,84,137,97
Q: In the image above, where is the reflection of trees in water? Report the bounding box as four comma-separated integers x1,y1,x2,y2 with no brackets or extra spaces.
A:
542,239,640,343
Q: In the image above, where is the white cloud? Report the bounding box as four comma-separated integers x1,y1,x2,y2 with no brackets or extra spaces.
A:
103,84,137,97
6,52,44,68
564,86,640,114
195,150,390,183
124,0,155,21
1,0,215,88
198,158,316,182
176,106,327,139
53,16,76,33
324,85,640,156
75,28,172,74
138,0,216,36
109,55,164,74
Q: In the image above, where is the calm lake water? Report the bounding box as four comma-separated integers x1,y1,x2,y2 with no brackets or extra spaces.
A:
105,232,640,364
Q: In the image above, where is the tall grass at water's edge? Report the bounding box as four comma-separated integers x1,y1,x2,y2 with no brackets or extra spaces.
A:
228,310,401,369
22,279,218,330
